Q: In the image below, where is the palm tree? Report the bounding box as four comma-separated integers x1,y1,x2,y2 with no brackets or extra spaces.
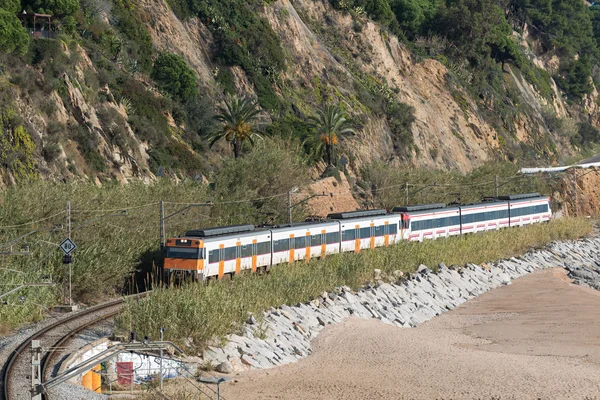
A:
309,104,356,167
210,95,264,158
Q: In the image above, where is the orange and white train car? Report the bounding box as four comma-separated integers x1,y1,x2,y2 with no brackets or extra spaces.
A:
328,209,402,253
270,221,341,265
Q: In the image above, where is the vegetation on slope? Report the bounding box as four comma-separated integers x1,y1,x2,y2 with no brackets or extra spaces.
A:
117,217,592,352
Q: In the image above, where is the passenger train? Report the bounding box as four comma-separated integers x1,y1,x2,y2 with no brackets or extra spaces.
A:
164,193,552,281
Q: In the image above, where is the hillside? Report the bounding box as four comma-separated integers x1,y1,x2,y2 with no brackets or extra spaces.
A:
0,0,600,186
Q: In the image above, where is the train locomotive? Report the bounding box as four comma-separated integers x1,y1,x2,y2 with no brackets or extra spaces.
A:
164,193,552,281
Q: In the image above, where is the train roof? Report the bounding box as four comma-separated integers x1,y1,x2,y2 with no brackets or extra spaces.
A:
327,209,387,219
497,193,543,200
392,203,448,213
460,200,508,209
185,224,255,237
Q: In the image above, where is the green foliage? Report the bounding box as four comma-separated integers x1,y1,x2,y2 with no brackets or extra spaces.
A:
151,52,197,102
0,10,30,56
147,139,205,173
390,0,439,39
185,0,285,109
387,102,416,157
331,0,400,34
117,217,591,352
110,0,154,73
0,108,37,180
210,138,309,225
1,0,21,13
22,0,79,16
555,57,594,100
571,121,600,148
506,0,598,100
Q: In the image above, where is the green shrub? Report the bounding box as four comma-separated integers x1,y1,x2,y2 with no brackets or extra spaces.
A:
22,0,79,17
151,52,197,102
0,10,30,56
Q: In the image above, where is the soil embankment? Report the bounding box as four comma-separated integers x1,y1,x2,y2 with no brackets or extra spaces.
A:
221,268,600,399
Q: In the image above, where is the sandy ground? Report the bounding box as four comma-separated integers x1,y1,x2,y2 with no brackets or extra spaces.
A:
216,268,600,400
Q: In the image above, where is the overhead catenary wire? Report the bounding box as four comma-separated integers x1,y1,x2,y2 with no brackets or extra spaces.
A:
71,202,160,213
0,210,65,230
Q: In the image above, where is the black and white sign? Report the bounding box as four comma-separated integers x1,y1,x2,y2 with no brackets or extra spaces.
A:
59,238,77,255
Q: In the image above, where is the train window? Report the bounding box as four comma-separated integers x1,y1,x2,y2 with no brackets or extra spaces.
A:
375,225,385,237
326,232,340,244
223,247,237,261
359,227,372,239
342,229,355,241
257,241,271,255
311,234,322,246
208,250,219,263
295,236,306,248
274,239,290,252
241,244,253,257
165,247,200,260
389,224,398,234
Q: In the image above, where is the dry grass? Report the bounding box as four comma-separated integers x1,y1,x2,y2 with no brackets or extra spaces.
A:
117,217,592,353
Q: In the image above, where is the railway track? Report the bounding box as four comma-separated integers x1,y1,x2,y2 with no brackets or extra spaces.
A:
2,293,148,400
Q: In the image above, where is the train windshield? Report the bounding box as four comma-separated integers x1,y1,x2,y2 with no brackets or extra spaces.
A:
165,247,203,260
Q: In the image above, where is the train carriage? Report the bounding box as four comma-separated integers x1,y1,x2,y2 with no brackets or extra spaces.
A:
392,204,461,242
327,210,401,252
270,221,341,265
498,193,551,226
459,200,509,234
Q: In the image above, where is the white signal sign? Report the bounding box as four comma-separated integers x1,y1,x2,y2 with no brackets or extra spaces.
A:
60,238,77,255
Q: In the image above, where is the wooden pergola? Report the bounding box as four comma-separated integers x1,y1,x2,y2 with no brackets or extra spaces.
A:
17,12,52,39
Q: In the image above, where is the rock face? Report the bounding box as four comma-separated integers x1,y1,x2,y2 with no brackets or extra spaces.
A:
202,237,600,372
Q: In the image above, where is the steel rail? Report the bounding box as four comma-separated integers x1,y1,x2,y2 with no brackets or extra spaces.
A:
2,292,149,400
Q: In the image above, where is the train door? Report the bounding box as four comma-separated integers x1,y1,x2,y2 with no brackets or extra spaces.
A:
305,234,311,260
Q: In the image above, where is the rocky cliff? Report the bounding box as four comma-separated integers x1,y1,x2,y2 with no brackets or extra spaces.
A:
1,0,599,186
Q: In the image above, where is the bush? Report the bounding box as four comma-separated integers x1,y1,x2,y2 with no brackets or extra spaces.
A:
210,137,309,225
151,52,197,102
0,10,30,56
571,121,600,147
387,102,416,157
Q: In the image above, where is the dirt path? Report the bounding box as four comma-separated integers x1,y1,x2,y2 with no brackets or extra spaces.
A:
220,268,600,399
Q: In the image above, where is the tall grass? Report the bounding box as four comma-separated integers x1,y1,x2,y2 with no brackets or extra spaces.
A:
117,217,591,352
0,139,309,332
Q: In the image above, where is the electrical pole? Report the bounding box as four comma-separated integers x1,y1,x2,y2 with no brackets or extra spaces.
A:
66,201,72,306
159,200,165,249
405,182,409,206
288,191,292,224
31,340,42,400
494,175,499,198
160,327,165,391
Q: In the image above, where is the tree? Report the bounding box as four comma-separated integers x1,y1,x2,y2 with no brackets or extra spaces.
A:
210,95,264,158
308,104,356,167
22,0,79,17
1,0,21,13
151,53,197,102
0,10,30,56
